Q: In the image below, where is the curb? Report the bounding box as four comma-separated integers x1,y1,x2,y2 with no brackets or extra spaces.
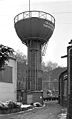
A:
0,104,45,117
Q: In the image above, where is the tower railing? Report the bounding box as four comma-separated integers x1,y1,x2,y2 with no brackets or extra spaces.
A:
14,10,55,25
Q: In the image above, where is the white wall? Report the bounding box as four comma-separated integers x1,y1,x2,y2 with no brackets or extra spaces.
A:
0,58,17,102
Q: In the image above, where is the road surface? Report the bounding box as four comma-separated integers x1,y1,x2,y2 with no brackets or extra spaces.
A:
0,101,66,119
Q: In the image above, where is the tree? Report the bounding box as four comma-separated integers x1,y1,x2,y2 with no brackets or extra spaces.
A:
15,50,27,63
0,44,14,69
46,61,58,71
42,61,58,72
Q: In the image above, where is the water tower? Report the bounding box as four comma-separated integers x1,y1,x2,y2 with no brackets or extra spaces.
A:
14,11,55,104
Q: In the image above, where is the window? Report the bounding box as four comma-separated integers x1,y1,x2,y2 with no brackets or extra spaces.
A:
0,66,12,83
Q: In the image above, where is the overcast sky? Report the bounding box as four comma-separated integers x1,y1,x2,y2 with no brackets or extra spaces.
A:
0,0,72,67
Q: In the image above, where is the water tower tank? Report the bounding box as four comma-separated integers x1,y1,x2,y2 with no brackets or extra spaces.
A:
14,11,55,104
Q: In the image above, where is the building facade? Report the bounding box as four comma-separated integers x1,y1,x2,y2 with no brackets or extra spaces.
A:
0,57,17,102
17,62,27,104
58,70,67,107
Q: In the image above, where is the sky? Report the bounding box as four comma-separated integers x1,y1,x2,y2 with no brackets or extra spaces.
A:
0,0,72,67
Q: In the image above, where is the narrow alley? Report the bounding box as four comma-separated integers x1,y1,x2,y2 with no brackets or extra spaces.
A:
0,101,66,119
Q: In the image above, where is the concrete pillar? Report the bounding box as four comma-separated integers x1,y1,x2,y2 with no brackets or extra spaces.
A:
27,40,42,91
26,40,43,104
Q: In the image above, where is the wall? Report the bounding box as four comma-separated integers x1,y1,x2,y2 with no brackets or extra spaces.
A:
17,62,27,103
17,62,26,90
0,57,17,102
59,70,67,106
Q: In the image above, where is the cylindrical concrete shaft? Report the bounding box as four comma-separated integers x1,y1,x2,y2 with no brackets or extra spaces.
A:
27,40,42,91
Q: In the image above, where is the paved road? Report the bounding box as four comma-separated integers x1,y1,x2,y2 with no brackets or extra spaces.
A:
0,101,63,119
